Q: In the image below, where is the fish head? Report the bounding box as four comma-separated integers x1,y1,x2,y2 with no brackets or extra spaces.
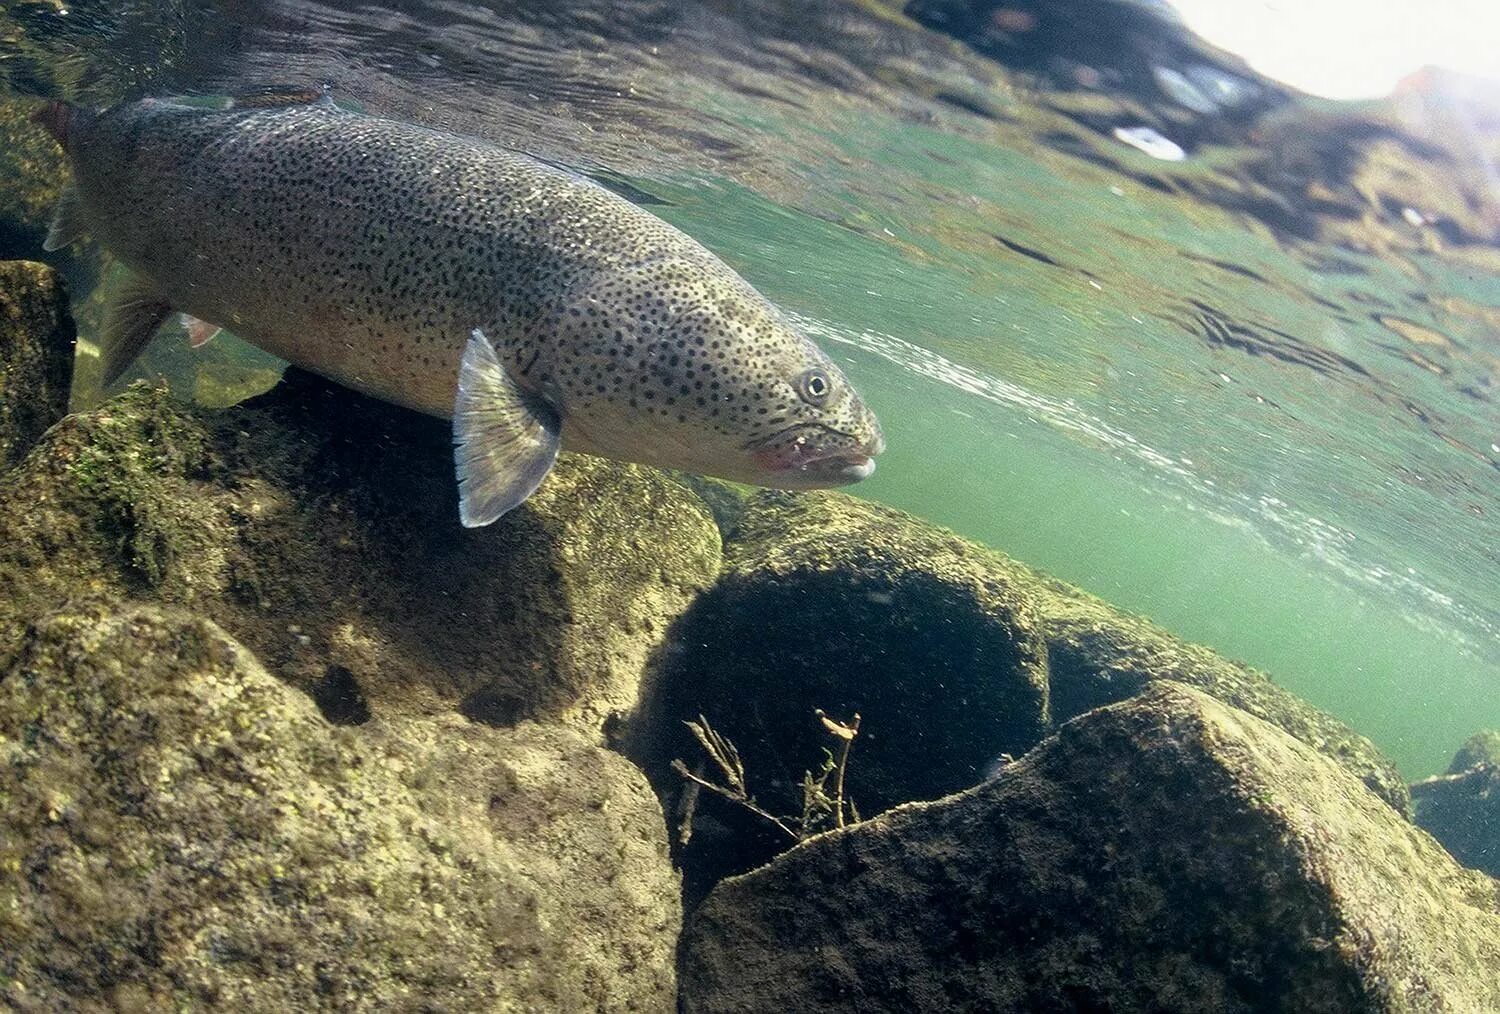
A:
737,343,886,490
549,254,883,489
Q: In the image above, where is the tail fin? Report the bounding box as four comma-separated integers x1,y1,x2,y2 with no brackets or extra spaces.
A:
31,100,74,148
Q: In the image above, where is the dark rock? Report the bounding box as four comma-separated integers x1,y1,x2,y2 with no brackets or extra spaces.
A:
0,603,679,1011
633,490,1050,899
1412,764,1500,878
1448,729,1500,774
681,683,1500,1014
0,370,722,738
0,260,74,470
1031,569,1412,814
0,98,67,261
638,492,1409,905
1411,729,1500,877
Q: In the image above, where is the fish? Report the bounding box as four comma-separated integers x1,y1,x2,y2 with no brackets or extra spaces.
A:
35,92,884,526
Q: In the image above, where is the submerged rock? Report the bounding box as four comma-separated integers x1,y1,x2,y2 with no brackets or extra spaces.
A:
634,490,1050,898
1031,570,1412,814
1447,728,1500,773
0,604,679,1011
638,491,1411,903
1411,730,1500,877
0,260,74,470
645,490,1051,810
0,370,721,737
0,98,67,261
680,683,1500,1014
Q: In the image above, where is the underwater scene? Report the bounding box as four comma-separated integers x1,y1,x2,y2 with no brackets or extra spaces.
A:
1,0,1498,1009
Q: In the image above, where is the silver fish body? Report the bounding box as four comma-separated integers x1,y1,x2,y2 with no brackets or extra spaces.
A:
44,95,883,523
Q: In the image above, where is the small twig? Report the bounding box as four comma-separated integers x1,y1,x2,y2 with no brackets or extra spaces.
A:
670,758,799,841
675,761,704,846
685,714,746,795
816,710,861,829
671,710,866,848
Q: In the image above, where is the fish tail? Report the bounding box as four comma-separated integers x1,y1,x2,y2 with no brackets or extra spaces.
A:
31,100,75,148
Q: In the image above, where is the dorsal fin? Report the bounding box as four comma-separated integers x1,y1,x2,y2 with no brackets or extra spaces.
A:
227,85,336,110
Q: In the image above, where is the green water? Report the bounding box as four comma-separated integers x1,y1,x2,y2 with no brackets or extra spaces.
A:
641,110,1500,778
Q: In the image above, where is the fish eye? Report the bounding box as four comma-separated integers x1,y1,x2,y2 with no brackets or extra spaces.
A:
797,368,833,406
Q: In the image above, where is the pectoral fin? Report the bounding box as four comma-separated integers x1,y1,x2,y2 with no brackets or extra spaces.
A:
100,272,173,385
453,328,560,527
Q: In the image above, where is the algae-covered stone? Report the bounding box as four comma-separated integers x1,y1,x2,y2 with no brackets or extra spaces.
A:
1448,729,1500,773
0,604,679,1012
1029,570,1411,815
633,490,1049,899
0,96,67,260
0,260,74,470
680,683,1500,1014
1411,730,1500,877
0,370,722,737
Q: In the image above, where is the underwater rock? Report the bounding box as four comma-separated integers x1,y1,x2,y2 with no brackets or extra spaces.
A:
0,260,74,470
1031,570,1412,815
1447,728,1500,773
633,490,1050,898
0,603,679,1011
663,471,750,541
0,97,68,260
1411,730,1500,877
680,682,1500,1014
0,370,721,737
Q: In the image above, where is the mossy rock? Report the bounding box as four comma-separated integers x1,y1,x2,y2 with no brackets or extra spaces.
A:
0,260,74,470
681,683,1500,1014
633,490,1051,900
0,96,66,261
0,603,679,1011
1411,729,1500,877
1448,729,1500,774
1028,569,1411,815
0,369,722,737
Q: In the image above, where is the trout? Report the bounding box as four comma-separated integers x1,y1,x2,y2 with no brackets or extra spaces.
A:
36,93,884,525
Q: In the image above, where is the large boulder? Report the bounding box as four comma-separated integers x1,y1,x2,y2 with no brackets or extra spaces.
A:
0,604,679,1011
1412,730,1500,877
681,683,1500,1014
0,370,721,737
0,260,73,470
633,490,1051,899
1030,570,1411,814
640,490,1051,812
637,492,1410,905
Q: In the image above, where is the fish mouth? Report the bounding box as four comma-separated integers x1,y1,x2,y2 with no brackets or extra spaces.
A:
749,425,882,489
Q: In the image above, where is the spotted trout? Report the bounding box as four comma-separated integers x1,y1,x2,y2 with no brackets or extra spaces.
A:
37,93,883,526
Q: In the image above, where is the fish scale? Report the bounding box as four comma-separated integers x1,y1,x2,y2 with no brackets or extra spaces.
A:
41,93,883,525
